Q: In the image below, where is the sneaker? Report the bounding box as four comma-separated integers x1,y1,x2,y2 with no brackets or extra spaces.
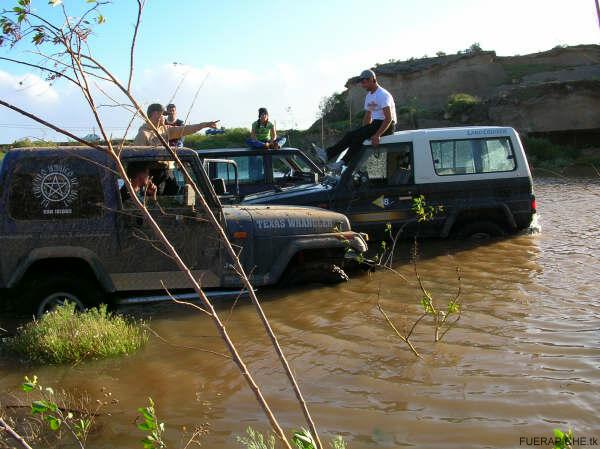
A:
311,143,328,164
275,136,287,148
326,160,344,172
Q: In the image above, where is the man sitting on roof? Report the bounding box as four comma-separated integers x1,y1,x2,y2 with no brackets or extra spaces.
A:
312,69,396,172
134,103,219,146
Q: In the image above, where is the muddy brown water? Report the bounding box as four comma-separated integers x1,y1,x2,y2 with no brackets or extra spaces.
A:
1,177,599,448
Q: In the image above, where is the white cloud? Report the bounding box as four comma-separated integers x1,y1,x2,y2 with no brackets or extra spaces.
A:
0,57,373,143
0,71,59,104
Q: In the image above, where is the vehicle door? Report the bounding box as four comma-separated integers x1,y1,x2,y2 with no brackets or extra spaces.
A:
114,157,222,291
344,142,418,237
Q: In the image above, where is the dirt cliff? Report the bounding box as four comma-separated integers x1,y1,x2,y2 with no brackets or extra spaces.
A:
338,45,600,137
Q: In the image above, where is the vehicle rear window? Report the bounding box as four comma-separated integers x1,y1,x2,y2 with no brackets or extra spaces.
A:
8,156,105,220
430,137,516,175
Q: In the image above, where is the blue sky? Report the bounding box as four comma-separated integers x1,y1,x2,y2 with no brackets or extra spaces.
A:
0,0,598,143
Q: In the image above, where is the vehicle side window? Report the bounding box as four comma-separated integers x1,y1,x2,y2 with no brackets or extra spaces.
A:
358,143,413,186
430,137,516,175
8,157,104,220
223,156,265,185
119,160,200,209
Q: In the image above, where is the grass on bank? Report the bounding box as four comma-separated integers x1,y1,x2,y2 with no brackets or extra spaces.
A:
184,127,250,149
3,303,148,364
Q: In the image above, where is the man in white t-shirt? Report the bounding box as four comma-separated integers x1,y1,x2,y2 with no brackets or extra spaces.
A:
313,69,396,171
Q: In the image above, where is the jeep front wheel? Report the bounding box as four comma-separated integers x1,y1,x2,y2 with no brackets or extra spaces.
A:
282,262,349,285
24,275,103,317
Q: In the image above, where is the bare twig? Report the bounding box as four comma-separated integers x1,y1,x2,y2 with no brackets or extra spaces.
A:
144,325,230,360
128,0,144,91
1,5,322,446
377,302,422,358
0,417,34,449
83,52,323,449
0,56,81,86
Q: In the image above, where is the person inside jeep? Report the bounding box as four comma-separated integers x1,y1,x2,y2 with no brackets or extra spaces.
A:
120,162,158,205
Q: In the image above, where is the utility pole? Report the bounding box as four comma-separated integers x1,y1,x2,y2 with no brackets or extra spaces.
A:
596,0,600,29
349,98,352,128
321,115,324,149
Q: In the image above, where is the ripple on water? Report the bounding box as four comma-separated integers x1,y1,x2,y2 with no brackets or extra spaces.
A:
1,177,599,448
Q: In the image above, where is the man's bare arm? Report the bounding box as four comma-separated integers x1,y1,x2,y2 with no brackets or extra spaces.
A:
167,120,219,140
370,107,392,147
362,110,372,126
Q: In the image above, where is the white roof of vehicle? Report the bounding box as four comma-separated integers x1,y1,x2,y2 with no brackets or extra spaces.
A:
373,126,516,145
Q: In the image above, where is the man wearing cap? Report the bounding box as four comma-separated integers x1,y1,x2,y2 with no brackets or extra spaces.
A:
313,69,396,171
134,103,219,146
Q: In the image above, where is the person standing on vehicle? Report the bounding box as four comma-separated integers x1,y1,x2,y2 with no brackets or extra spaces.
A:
164,103,184,147
313,69,396,171
134,103,219,146
249,107,283,149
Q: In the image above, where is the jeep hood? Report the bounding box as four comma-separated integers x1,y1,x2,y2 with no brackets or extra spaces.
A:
242,182,332,205
223,205,350,237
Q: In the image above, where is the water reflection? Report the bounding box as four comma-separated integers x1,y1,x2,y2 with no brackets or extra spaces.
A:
1,178,599,449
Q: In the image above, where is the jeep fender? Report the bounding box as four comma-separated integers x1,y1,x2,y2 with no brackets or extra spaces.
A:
258,233,367,285
441,203,517,237
8,247,115,292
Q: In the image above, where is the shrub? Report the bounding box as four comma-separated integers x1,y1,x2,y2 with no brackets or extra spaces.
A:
3,303,148,364
9,138,57,148
445,93,480,117
523,137,581,163
184,127,250,150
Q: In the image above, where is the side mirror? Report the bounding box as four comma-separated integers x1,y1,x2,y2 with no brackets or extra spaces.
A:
211,178,227,195
183,184,195,207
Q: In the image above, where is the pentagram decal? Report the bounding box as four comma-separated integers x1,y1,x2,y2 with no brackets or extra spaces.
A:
32,164,79,209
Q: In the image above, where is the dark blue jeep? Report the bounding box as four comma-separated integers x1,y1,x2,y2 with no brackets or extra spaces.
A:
0,146,366,316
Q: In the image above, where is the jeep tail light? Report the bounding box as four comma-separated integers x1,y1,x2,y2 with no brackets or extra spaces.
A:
233,231,247,239
531,196,537,213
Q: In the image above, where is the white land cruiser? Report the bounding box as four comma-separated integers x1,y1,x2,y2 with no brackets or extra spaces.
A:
243,126,537,239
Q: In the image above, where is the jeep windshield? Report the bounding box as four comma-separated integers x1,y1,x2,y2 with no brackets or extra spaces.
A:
200,148,323,197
